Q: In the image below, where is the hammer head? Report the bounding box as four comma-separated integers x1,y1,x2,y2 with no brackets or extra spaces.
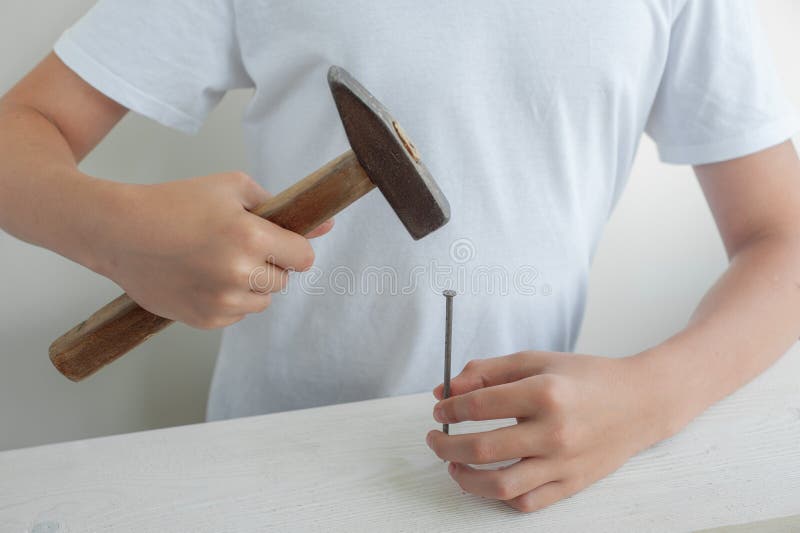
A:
328,66,450,240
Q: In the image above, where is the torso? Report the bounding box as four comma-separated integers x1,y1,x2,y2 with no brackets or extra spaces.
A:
208,0,679,419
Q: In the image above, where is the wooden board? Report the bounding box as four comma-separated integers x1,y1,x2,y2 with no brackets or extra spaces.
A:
2,344,800,532
700,514,800,533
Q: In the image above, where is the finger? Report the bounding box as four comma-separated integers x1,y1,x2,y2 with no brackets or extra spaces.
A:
247,263,290,294
253,217,315,271
192,314,246,330
427,423,547,464
233,172,271,210
507,480,572,513
434,379,535,423
239,292,273,314
448,459,554,501
435,353,551,398
305,218,335,239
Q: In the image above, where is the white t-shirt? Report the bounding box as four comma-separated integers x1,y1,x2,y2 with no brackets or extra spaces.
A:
55,1,797,420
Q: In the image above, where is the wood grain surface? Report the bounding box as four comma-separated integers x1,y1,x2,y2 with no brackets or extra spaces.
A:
3,343,800,532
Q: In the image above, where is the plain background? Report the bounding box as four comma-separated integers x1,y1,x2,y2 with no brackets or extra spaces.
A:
1,1,798,452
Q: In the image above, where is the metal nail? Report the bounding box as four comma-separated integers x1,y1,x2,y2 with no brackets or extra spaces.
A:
442,289,456,435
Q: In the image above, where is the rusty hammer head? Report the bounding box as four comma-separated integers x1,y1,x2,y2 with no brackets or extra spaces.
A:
327,66,450,240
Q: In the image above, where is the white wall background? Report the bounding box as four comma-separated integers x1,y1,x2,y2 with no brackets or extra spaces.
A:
1,1,798,451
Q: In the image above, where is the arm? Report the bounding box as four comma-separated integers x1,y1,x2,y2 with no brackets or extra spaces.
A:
0,53,128,270
0,54,328,329
426,141,800,512
637,140,800,431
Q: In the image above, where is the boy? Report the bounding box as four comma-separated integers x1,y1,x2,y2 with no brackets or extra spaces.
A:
1,0,799,512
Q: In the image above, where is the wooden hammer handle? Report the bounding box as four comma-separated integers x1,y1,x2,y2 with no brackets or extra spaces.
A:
50,151,374,381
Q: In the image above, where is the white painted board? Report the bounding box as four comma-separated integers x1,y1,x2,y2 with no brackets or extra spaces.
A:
2,344,800,532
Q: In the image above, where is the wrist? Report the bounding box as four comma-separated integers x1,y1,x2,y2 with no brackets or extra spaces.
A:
62,174,142,278
622,348,698,444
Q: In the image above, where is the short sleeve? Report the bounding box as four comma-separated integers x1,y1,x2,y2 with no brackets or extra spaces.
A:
54,0,252,134
645,0,798,165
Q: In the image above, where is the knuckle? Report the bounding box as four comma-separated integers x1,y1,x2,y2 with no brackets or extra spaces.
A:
463,359,482,374
238,224,264,253
515,496,538,513
468,438,495,464
492,476,516,501
188,305,236,330
234,260,257,285
251,267,288,294
196,317,225,330
547,419,573,451
535,375,563,412
209,291,239,313
297,241,315,271
247,273,268,294
185,316,209,330
230,171,252,187
509,351,529,364
428,439,444,460
464,394,484,420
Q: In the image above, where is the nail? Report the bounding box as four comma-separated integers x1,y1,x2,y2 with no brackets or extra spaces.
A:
442,290,456,435
434,406,443,423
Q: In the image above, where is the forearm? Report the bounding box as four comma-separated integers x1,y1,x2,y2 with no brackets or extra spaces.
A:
0,102,127,273
633,233,800,435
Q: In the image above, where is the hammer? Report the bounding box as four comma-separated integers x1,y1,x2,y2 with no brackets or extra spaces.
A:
49,66,450,381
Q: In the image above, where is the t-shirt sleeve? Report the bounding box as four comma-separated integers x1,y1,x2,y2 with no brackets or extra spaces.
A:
54,0,251,134
645,0,798,165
